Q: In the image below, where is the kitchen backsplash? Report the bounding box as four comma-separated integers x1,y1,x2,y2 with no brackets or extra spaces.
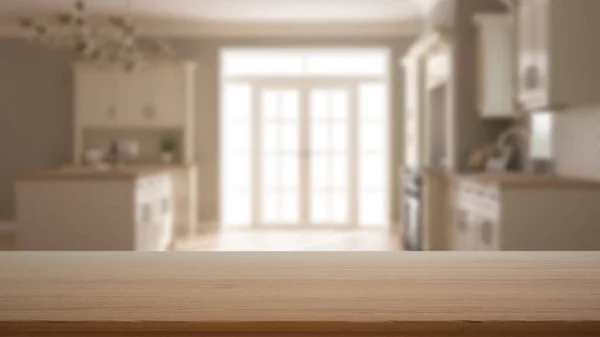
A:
82,129,183,164
553,105,600,181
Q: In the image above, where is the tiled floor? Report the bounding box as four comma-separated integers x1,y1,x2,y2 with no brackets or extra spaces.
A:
175,229,400,251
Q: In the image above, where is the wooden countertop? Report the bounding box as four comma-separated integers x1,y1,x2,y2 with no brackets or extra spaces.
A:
458,173,600,190
16,164,195,182
417,169,600,190
0,252,599,336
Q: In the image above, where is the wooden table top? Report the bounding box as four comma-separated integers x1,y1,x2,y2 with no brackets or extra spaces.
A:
0,252,599,336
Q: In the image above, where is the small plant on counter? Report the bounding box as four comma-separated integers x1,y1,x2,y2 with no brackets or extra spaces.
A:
159,138,177,164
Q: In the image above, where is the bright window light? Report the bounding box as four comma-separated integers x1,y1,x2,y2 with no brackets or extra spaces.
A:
221,49,389,229
223,49,387,77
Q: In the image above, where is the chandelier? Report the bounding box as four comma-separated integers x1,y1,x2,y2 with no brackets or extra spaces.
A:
19,0,174,71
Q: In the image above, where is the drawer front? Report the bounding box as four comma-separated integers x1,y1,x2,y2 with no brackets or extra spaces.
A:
458,182,500,217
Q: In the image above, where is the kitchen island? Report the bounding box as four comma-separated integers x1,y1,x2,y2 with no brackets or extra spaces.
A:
15,166,174,251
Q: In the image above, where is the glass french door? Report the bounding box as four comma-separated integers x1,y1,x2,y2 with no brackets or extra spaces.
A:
307,87,354,226
254,87,302,226
253,84,355,227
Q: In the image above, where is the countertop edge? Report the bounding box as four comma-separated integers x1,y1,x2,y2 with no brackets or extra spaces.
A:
1,321,600,335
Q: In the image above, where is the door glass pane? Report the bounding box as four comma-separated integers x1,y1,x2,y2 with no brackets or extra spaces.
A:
282,91,299,120
221,83,253,228
281,155,299,189
222,190,251,226
260,89,300,225
360,191,386,226
331,91,349,120
359,83,386,120
263,92,278,120
281,192,298,222
311,154,329,189
263,123,279,152
332,154,347,189
332,192,348,223
332,122,348,152
311,91,329,119
224,84,251,121
225,123,251,152
263,192,279,223
224,154,251,189
358,82,388,228
281,123,298,152
311,192,329,223
360,122,385,152
360,153,384,188
262,156,279,188
311,123,329,152
309,89,350,225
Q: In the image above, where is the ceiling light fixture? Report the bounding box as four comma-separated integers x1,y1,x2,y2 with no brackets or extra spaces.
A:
19,0,174,71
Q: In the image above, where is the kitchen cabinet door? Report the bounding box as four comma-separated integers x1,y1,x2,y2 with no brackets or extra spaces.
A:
119,70,158,127
474,14,515,118
516,0,600,111
533,0,550,108
517,0,544,110
76,68,121,127
454,209,471,251
478,218,497,251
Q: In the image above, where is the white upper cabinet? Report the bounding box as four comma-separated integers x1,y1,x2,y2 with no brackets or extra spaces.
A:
122,69,155,126
75,66,121,127
474,14,516,119
74,62,196,129
517,0,600,112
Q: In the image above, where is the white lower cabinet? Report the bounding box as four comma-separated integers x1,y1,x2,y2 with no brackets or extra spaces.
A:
453,178,600,251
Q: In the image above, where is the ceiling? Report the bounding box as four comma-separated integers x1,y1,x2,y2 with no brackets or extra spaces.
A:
0,0,432,22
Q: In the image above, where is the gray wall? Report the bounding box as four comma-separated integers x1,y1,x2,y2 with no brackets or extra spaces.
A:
425,0,511,171
0,42,73,220
0,36,413,231
553,105,600,181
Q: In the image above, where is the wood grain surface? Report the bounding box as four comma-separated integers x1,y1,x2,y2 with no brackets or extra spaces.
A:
0,252,599,336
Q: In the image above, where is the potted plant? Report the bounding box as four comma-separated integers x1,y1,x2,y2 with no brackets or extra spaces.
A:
159,138,176,164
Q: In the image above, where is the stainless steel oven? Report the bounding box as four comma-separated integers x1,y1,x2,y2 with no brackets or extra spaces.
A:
402,168,422,251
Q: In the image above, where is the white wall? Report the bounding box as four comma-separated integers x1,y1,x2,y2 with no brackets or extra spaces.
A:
554,105,600,180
